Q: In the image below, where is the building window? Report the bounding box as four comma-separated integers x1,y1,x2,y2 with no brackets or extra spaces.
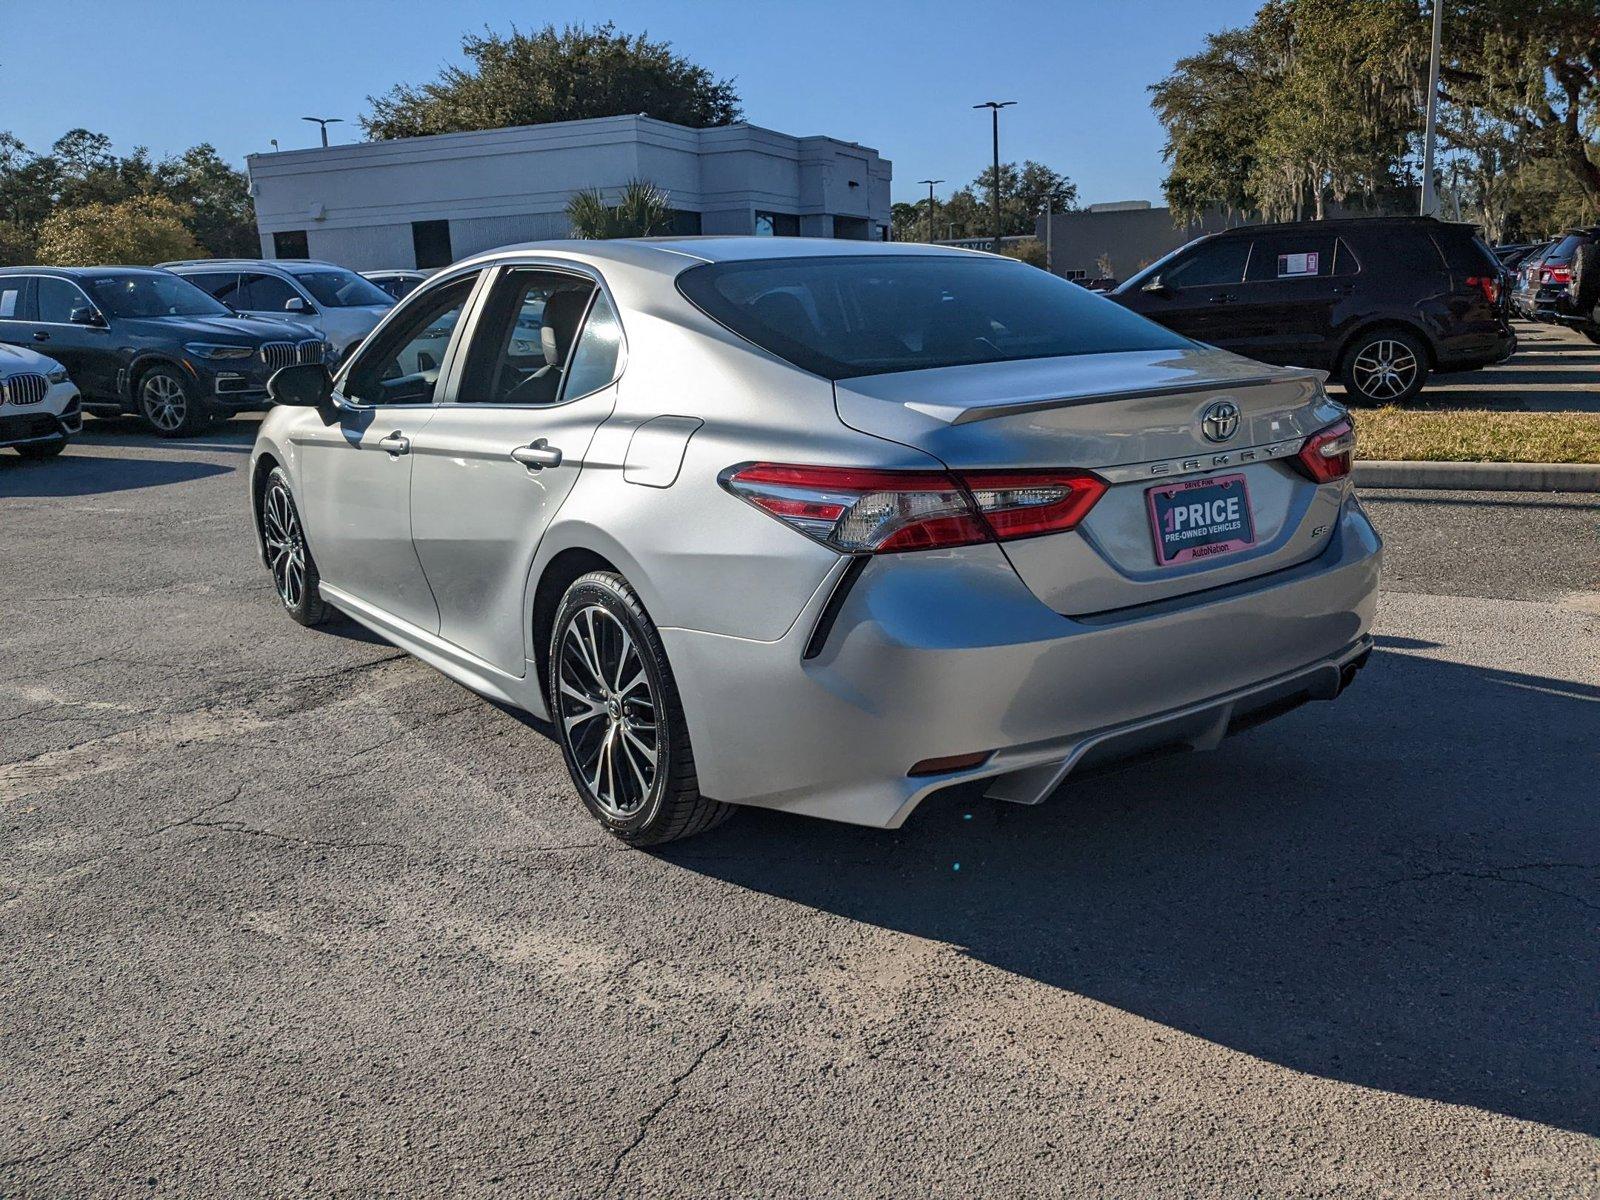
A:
273,230,309,260
669,209,702,236
412,220,453,270
832,216,869,241
754,212,799,237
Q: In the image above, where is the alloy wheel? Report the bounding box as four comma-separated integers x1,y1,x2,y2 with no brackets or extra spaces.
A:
556,605,660,819
1349,339,1419,401
141,374,187,432
261,482,307,610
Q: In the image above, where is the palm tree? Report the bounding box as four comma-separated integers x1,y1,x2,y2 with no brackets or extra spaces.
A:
566,179,673,238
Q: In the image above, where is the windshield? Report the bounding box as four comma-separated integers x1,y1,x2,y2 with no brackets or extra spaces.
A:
86,273,231,319
677,255,1191,380
287,267,394,308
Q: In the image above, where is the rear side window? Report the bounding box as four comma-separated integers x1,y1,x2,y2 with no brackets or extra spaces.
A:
1543,234,1585,264
1364,229,1446,274
676,255,1191,380
1246,234,1337,281
0,280,22,318
184,271,243,306
1431,227,1502,274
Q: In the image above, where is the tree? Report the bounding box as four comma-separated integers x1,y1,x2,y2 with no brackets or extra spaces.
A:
1151,0,1424,222
365,23,741,140
34,194,202,266
1440,0,1600,210
566,179,674,238
997,238,1049,268
157,144,259,256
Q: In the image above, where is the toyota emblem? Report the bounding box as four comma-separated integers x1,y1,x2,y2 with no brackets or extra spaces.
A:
1201,401,1240,443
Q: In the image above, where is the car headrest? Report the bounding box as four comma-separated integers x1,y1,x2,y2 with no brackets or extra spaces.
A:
540,288,592,368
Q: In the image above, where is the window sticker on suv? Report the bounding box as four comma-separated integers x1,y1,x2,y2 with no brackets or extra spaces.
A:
1278,251,1320,278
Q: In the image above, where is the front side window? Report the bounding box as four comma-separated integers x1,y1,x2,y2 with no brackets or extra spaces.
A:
85,273,230,319
237,273,302,312
677,254,1191,380
458,271,598,405
341,275,476,406
289,267,393,309
1163,239,1251,289
37,277,91,323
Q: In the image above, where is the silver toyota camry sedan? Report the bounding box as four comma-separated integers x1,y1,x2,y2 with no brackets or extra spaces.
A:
250,238,1380,845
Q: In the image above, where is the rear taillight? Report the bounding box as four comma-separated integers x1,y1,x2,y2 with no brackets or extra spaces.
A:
721,462,1106,554
1465,275,1499,303
1543,265,1572,286
1293,419,1356,484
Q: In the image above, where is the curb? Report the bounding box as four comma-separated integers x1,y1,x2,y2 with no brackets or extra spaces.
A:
1355,460,1600,493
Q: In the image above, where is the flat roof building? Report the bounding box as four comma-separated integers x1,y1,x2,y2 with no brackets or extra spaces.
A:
246,115,894,271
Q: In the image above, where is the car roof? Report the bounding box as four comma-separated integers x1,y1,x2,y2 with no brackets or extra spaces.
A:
0,264,174,278
158,258,345,271
1204,216,1476,239
452,236,984,277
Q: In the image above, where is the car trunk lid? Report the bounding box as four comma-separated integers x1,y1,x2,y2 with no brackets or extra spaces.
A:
833,346,1351,615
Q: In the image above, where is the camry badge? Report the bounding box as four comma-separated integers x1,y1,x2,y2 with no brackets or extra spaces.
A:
1201,401,1240,443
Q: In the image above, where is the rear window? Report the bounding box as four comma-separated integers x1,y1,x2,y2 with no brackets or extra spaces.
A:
1543,234,1585,264
676,255,1192,380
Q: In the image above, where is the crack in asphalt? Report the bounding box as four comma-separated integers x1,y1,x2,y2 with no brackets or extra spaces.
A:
596,1027,733,1195
0,1054,240,1173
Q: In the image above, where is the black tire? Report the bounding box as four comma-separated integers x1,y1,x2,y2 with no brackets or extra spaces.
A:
136,363,210,437
548,571,732,846
260,467,332,627
1570,242,1599,312
1341,328,1428,406
15,437,68,459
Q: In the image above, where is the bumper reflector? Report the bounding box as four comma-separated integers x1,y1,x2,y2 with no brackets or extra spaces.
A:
908,751,992,777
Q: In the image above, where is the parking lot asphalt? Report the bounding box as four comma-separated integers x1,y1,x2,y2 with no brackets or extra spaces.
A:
2,420,1597,1198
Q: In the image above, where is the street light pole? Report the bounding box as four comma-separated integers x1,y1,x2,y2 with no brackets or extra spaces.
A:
973,101,1015,254
1419,0,1443,216
1042,202,1052,272
917,179,944,244
302,116,344,148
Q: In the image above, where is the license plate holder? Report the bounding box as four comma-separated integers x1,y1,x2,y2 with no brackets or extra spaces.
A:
1147,473,1256,565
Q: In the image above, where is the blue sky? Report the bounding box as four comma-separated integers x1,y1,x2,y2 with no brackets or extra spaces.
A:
1,0,1261,205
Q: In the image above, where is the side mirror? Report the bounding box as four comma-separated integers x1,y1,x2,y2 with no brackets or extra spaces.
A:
284,296,309,313
1141,275,1171,296
69,304,105,327
268,362,333,407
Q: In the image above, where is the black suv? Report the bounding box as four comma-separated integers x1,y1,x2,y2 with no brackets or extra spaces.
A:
1525,227,1600,343
0,266,325,436
1110,217,1515,404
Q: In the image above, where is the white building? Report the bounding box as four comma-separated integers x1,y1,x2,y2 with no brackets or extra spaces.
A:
246,115,894,270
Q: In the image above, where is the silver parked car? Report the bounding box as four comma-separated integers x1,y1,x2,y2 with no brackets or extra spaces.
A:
161,258,394,363
249,239,1381,845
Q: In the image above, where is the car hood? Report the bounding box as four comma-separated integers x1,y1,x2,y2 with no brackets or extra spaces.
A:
121,314,321,341
0,342,63,373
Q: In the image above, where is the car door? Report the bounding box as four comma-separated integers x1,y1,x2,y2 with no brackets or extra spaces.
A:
31,276,120,397
1121,238,1253,346
407,264,625,675
1222,232,1342,367
291,271,482,632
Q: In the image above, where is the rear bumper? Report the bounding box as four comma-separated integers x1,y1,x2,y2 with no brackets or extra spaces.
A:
662,496,1382,828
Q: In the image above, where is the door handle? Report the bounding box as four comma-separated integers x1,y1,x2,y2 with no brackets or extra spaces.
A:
377,431,410,456
1208,292,1237,304
32,331,49,342
510,439,563,470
